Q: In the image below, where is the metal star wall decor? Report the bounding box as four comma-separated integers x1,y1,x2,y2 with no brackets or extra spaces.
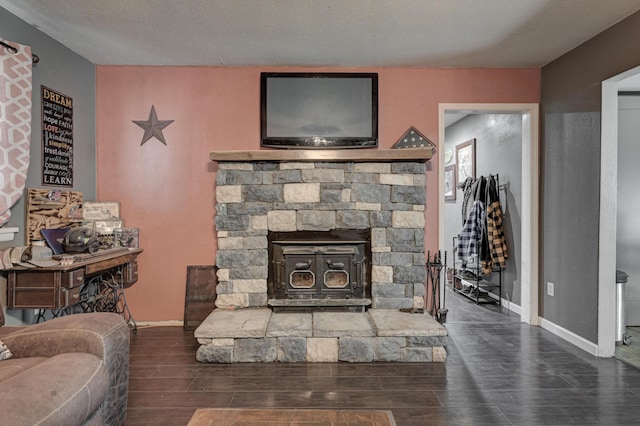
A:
392,126,436,149
132,105,174,146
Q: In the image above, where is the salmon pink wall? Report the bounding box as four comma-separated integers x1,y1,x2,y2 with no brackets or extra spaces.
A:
96,66,540,322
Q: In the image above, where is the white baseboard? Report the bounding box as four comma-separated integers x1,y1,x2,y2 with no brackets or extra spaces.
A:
501,297,521,315
539,317,599,356
485,292,522,315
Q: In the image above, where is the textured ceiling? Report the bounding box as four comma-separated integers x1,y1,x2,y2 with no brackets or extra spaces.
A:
1,0,640,67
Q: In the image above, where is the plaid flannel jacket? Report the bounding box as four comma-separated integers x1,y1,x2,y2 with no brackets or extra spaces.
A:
457,200,484,266
483,200,508,274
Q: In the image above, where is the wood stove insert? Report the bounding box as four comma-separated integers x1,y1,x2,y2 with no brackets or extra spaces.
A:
268,230,371,312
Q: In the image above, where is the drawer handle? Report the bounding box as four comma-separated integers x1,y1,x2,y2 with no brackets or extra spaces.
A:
76,276,83,282
72,294,79,299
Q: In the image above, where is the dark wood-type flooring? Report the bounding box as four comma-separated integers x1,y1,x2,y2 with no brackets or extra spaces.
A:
126,290,640,425
615,326,640,370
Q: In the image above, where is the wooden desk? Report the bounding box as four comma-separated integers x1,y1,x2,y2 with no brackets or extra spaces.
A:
4,248,142,329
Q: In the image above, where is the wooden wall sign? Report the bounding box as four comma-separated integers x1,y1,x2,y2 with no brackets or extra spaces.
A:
41,85,73,187
25,188,83,245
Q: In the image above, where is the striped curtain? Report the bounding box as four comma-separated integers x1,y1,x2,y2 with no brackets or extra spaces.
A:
0,38,32,226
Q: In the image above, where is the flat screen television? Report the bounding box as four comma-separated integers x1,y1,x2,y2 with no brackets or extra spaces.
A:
260,72,378,149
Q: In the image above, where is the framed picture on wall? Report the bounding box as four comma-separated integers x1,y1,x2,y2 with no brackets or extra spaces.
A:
444,164,456,201
456,139,476,183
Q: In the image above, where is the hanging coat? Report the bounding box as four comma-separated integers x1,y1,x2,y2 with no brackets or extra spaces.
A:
482,176,508,274
457,200,485,267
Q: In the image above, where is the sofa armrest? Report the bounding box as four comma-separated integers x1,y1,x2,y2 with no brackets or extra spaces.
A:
2,312,130,426
2,312,126,359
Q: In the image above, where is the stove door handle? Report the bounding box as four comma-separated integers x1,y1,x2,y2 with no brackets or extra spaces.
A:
295,260,312,270
327,260,344,269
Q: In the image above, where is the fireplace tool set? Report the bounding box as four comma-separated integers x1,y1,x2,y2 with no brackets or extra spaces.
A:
426,250,448,324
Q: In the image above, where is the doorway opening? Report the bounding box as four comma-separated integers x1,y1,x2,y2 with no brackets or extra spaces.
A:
438,103,539,325
600,65,640,360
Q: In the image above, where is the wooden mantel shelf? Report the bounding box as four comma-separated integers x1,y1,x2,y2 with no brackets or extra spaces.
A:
210,147,432,163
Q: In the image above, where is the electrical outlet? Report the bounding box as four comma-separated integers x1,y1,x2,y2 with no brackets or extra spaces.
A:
547,282,555,297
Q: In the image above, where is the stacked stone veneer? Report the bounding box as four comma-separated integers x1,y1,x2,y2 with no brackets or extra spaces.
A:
195,308,448,363
214,160,427,310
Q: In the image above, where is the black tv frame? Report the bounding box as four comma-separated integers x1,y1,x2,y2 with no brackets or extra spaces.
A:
260,72,378,149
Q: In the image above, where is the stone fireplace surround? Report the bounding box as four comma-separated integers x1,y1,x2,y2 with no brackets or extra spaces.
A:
195,148,448,363
213,159,428,310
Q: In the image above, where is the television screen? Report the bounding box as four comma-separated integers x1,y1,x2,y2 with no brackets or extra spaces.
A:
260,73,378,149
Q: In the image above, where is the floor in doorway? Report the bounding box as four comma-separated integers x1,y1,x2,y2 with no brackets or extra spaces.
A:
615,326,640,369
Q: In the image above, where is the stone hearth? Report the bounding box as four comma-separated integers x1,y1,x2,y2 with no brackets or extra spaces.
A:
195,308,447,363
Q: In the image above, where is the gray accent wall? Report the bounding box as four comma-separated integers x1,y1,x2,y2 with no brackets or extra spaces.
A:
0,7,96,324
541,11,640,343
445,114,523,305
0,7,96,246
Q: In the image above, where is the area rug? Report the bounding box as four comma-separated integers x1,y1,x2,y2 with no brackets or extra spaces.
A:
187,408,396,425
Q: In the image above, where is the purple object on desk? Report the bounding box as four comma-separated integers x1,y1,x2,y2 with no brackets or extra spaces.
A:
41,228,70,255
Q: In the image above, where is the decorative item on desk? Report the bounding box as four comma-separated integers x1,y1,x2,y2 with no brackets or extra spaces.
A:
392,126,436,149
26,188,83,246
93,219,123,235
97,235,115,249
41,227,70,255
60,255,74,266
62,227,99,254
114,227,139,248
23,243,59,267
82,201,120,220
93,219,123,249
1,247,13,269
6,246,29,269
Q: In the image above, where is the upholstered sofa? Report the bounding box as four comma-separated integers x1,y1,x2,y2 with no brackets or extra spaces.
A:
0,307,130,425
